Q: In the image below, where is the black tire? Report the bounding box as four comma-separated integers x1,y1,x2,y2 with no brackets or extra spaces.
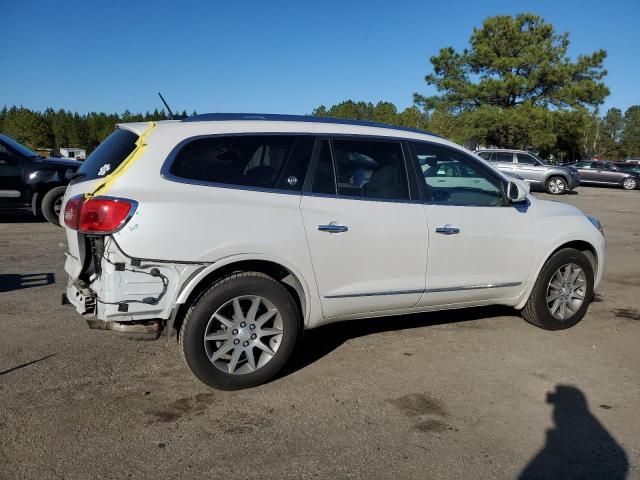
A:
522,248,594,330
621,177,637,190
545,176,567,195
178,272,300,390
40,186,67,226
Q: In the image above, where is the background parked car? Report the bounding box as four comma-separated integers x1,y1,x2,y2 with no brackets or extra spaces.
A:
624,158,640,165
475,149,579,195
573,160,640,190
0,133,81,225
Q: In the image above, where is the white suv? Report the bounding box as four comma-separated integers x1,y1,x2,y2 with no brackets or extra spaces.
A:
61,114,606,389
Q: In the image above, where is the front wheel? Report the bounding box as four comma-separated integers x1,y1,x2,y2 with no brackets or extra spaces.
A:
179,272,300,390
40,186,67,226
545,176,567,195
622,177,637,190
522,248,594,330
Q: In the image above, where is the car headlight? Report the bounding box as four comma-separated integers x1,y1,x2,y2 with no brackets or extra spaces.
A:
587,215,604,236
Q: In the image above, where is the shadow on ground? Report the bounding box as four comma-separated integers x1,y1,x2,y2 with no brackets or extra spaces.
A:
278,305,516,379
519,385,629,480
0,273,55,293
0,210,45,223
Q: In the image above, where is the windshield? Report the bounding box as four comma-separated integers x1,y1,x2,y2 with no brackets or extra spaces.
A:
0,133,41,158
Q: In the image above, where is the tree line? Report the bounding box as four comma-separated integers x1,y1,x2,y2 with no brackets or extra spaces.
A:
2,14,639,161
0,106,191,155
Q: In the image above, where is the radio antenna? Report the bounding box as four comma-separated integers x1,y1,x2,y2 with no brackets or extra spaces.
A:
158,92,175,119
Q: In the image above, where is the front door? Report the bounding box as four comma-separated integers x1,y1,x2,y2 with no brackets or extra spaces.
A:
300,138,428,319
0,144,23,206
411,142,534,307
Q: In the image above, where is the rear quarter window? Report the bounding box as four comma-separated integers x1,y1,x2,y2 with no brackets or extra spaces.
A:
75,129,139,182
167,135,312,190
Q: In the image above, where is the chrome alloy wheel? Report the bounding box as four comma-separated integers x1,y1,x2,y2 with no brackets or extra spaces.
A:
203,295,283,375
623,177,637,190
548,178,566,194
546,263,587,320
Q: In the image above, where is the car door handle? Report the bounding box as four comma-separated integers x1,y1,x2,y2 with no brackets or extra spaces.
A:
435,225,460,235
318,223,349,233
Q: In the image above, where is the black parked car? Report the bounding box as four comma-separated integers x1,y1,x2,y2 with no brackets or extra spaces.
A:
0,133,81,225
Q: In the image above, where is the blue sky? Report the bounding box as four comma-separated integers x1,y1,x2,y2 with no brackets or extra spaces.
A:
2,0,639,115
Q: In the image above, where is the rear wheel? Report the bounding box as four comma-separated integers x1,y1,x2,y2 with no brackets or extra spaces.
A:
622,177,637,190
179,272,300,390
545,176,567,195
522,248,594,330
40,186,67,226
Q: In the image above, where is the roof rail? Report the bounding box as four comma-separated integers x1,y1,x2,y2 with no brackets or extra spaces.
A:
181,113,439,137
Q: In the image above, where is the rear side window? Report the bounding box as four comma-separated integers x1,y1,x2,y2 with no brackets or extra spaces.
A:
332,139,409,200
169,135,310,190
76,129,138,181
493,152,514,163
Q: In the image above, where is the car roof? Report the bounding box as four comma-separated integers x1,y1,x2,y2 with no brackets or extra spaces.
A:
476,148,528,153
180,113,441,137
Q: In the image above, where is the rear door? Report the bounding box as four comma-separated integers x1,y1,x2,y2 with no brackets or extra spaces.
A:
299,137,428,319
491,151,516,176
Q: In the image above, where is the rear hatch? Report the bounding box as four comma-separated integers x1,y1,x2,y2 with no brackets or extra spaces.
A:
62,126,143,278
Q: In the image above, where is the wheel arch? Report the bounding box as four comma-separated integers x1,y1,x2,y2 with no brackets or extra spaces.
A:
31,182,66,214
516,239,599,310
173,255,310,335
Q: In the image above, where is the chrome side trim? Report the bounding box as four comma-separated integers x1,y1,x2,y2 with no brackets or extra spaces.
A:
0,190,21,198
325,289,424,299
424,282,522,293
324,282,523,299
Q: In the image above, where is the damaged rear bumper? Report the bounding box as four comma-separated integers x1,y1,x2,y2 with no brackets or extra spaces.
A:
64,236,206,337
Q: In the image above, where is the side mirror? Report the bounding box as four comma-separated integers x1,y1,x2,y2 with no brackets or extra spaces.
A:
507,181,528,203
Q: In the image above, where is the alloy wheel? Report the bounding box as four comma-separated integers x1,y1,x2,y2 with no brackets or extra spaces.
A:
623,178,637,190
203,295,283,375
548,178,566,194
546,263,587,320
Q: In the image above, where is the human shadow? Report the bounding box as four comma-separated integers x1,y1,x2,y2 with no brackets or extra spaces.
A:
277,305,516,379
0,273,55,293
519,385,628,480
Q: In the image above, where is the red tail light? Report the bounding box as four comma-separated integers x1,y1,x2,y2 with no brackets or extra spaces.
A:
63,195,137,234
63,195,83,229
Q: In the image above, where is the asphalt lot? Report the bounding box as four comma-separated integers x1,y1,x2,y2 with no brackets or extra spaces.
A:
1,186,639,480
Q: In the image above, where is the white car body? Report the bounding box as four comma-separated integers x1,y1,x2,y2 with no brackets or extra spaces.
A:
61,115,606,333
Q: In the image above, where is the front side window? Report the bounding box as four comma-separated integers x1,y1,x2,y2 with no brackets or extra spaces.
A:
413,142,505,206
574,161,593,169
170,135,309,190
332,139,409,200
516,153,538,165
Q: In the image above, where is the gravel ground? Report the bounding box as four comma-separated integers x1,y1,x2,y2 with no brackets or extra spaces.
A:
1,186,639,480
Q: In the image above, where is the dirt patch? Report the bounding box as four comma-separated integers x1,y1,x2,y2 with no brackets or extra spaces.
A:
148,392,216,423
413,419,456,433
613,308,640,321
389,393,448,418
